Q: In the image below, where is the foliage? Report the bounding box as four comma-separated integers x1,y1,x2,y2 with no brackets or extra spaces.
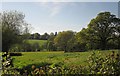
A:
19,63,85,75
47,41,56,51
29,32,51,40
1,10,120,75
2,52,23,76
87,51,120,74
1,11,30,52
2,51,120,75
27,39,47,51
9,40,47,52
54,31,76,52
47,32,57,51
76,12,120,50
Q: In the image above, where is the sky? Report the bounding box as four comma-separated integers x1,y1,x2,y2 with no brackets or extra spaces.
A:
1,2,118,34
1,0,120,2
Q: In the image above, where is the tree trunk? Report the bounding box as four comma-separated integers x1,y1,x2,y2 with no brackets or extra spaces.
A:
64,46,67,52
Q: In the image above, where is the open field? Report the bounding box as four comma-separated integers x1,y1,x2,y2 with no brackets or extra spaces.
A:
12,50,119,69
27,39,47,46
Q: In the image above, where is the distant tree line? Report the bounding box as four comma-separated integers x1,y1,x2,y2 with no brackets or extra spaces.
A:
28,32,57,40
1,11,120,52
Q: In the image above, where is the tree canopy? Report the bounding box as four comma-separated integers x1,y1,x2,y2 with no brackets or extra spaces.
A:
54,31,75,52
1,11,30,52
76,12,120,50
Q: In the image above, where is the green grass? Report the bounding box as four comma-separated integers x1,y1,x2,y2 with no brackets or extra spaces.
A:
12,50,119,69
0,52,2,56
27,39,47,46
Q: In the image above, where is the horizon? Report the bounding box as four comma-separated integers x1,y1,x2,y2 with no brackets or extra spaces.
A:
2,2,118,34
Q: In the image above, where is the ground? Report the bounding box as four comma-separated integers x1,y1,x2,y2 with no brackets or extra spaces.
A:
12,50,119,69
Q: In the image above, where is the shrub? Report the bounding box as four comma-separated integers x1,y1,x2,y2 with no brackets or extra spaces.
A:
87,51,120,74
9,52,22,56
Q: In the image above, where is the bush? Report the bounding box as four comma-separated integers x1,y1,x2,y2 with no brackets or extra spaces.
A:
87,51,120,74
9,52,22,56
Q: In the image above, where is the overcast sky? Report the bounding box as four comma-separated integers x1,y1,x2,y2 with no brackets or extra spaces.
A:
2,2,118,34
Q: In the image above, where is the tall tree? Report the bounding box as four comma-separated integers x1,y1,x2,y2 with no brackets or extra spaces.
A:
54,31,75,52
113,18,120,49
76,12,120,50
0,16,2,51
76,28,92,50
47,32,56,51
1,11,30,52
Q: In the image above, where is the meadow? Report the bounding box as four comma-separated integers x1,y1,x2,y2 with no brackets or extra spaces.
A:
27,39,47,46
12,50,118,69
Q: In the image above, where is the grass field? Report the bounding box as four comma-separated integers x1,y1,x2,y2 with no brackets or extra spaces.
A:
12,50,119,69
27,39,47,46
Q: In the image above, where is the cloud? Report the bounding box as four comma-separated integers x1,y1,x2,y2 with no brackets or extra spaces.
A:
50,3,62,16
39,2,76,17
39,2,63,17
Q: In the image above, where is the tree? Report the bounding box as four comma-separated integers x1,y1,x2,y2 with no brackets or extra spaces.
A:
22,41,32,52
48,32,55,41
47,41,55,51
75,28,90,51
40,33,50,40
47,32,56,51
33,33,40,40
0,18,2,51
113,18,120,49
1,11,30,52
32,42,40,51
54,31,75,52
76,12,120,50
